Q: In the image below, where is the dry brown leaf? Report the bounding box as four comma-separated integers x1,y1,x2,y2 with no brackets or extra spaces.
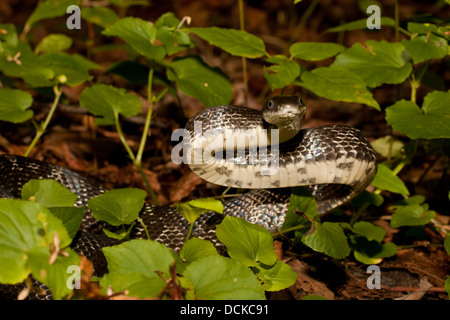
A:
169,171,203,202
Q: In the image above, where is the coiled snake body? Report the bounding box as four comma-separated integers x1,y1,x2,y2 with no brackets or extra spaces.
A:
0,96,376,299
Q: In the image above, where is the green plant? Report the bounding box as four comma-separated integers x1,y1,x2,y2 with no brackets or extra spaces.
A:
0,179,297,299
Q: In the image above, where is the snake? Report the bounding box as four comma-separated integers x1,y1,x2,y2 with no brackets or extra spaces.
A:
0,95,377,299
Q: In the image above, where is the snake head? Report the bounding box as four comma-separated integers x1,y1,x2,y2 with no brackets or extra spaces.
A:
262,95,306,143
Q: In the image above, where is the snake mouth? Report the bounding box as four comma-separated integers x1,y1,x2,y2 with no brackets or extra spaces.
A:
263,106,304,124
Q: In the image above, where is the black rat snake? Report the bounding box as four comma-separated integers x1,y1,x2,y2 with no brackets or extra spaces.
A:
0,95,377,299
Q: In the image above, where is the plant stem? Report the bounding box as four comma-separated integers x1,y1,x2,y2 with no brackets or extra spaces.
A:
392,160,406,176
114,113,136,163
113,65,159,205
135,161,159,205
137,217,151,240
24,84,63,157
114,114,159,204
271,224,310,238
285,0,319,54
136,64,154,165
349,202,370,226
410,74,419,104
185,223,195,243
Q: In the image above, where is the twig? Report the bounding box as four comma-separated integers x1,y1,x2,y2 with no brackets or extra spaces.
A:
381,285,445,293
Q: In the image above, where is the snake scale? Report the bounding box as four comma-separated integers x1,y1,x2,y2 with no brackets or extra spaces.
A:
0,96,376,299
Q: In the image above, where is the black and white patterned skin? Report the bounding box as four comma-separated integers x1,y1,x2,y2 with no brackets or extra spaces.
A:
186,98,377,214
0,96,377,299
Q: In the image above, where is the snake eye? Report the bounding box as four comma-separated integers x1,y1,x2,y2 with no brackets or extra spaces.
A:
267,100,274,109
298,97,304,106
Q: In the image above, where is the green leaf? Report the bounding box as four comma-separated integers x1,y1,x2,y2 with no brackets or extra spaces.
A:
352,221,386,242
102,17,166,61
371,135,405,159
103,239,175,277
402,34,448,64
352,240,397,264
71,54,102,71
0,88,33,123
289,42,345,61
101,239,175,298
20,179,83,240
167,55,232,107
332,40,412,88
390,204,436,228
156,13,194,55
264,58,300,90
216,216,277,267
35,34,72,54
180,238,218,264
177,197,223,224
280,188,315,246
28,246,80,300
100,272,165,298
253,260,297,291
79,84,143,124
81,7,119,29
443,236,450,255
155,12,181,28
285,187,319,222
302,222,350,259
157,26,193,55
0,23,18,47
189,197,224,214
39,52,93,86
299,66,380,110
392,195,425,207
326,17,395,33
87,188,146,226
371,163,409,195
437,25,450,41
351,190,384,208
102,227,132,241
407,22,438,34
48,207,85,240
26,0,77,28
182,255,265,300
0,199,71,284
21,179,78,208
190,27,266,58
0,41,54,87
385,91,450,140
